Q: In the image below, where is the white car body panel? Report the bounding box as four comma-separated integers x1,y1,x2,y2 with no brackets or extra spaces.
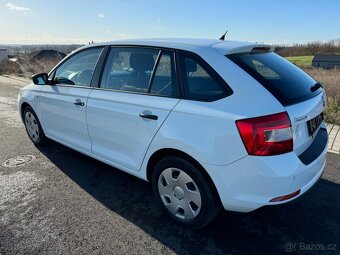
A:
39,85,93,152
86,89,180,171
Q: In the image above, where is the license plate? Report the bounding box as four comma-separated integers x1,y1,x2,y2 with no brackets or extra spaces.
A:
307,112,324,136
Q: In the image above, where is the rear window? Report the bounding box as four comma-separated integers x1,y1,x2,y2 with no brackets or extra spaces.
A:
227,52,322,105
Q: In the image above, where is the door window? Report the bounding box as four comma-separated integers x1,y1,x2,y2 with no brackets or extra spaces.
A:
100,47,159,93
54,47,103,87
150,51,179,97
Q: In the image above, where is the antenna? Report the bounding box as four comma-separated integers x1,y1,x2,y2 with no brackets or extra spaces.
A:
219,30,228,41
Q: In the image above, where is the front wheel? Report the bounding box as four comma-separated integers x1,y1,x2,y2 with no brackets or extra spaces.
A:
152,156,220,229
23,106,47,145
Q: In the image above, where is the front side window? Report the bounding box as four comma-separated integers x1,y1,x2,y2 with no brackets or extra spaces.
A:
100,47,159,93
54,47,103,87
179,52,230,101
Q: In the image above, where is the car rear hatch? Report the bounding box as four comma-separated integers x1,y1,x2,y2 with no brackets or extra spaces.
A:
227,49,327,158
284,91,326,155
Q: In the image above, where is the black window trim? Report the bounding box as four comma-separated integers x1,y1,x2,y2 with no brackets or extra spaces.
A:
175,49,185,97
177,49,234,102
47,45,107,89
147,50,162,93
148,50,180,97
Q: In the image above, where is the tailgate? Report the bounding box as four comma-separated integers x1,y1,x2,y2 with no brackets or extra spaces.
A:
285,91,327,155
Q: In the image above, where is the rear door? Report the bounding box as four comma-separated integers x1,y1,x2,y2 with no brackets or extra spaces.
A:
228,52,326,154
87,47,180,171
40,47,103,152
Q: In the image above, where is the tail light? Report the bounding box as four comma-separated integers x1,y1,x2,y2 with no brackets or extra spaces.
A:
236,112,293,156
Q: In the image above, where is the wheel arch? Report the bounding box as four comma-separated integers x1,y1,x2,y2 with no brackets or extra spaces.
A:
20,102,31,121
20,102,45,133
146,148,222,205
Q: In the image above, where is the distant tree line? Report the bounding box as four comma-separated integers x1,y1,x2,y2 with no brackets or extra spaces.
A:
275,40,340,57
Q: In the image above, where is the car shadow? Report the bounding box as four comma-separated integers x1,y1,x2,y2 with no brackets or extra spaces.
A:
37,141,340,255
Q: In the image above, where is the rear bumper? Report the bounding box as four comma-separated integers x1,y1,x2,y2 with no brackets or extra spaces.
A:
202,128,328,212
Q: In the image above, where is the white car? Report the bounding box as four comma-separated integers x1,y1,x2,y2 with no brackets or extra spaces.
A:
18,38,328,228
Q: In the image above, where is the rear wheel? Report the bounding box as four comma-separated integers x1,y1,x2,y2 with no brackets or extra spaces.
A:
152,156,220,229
23,106,47,145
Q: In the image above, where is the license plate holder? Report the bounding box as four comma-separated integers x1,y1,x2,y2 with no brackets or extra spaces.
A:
307,112,324,136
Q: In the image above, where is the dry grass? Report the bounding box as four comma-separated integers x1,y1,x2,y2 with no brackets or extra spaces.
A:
305,69,340,101
305,68,340,125
0,60,22,76
0,57,61,78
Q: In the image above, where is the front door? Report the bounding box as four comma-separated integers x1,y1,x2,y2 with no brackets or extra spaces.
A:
39,47,103,152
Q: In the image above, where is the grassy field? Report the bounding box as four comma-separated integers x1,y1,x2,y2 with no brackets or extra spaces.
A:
285,55,314,68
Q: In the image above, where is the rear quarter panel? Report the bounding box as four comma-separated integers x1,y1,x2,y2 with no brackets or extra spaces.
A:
147,99,248,166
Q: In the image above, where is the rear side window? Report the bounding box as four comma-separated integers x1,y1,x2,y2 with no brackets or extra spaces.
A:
100,47,159,93
227,52,321,105
100,47,180,97
150,50,179,97
178,52,232,102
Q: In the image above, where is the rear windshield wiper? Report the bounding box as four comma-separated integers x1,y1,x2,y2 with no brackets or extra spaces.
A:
310,82,323,92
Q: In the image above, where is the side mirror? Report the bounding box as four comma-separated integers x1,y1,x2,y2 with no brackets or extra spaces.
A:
32,73,51,85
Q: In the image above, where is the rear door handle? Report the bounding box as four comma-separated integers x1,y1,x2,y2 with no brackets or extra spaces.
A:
139,112,158,120
74,99,85,106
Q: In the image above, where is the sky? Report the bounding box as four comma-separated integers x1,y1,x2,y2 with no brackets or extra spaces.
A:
0,0,339,45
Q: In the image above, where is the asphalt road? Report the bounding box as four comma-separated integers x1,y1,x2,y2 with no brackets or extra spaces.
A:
0,76,339,255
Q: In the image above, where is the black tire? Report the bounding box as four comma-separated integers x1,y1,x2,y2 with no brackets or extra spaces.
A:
23,106,47,145
152,156,220,229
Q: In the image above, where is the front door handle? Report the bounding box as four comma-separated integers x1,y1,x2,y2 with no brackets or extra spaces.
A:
139,112,158,120
74,99,85,106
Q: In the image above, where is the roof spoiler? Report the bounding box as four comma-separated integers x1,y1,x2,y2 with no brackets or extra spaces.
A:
251,46,274,53
225,44,275,55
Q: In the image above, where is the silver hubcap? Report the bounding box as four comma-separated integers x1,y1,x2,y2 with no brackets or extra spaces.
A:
158,168,202,220
25,112,39,142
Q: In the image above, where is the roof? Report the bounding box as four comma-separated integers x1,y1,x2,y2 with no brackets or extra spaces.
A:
80,38,273,55
313,54,340,63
